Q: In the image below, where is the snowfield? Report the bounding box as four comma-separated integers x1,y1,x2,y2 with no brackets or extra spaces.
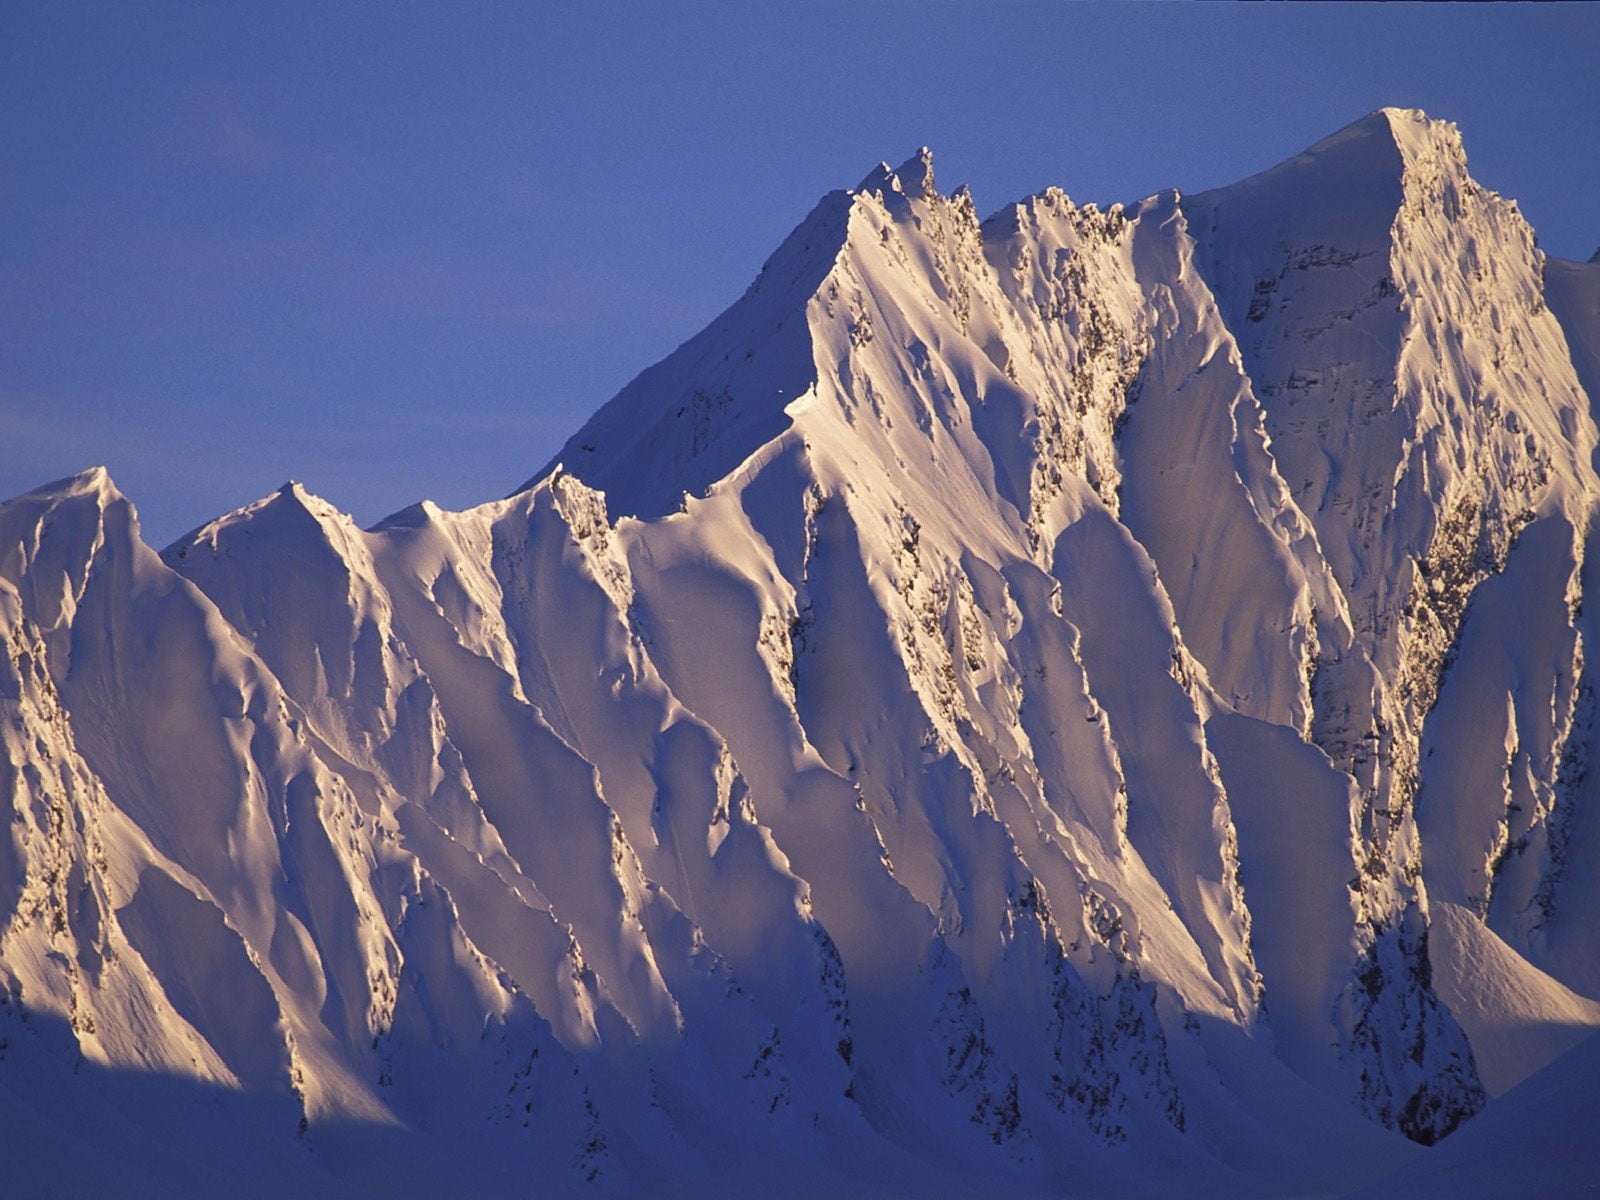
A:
3,108,1598,1197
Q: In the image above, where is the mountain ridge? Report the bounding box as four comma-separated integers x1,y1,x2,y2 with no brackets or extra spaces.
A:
4,109,1599,1196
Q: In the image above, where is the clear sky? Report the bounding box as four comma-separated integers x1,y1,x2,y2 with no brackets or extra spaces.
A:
4,2,1597,547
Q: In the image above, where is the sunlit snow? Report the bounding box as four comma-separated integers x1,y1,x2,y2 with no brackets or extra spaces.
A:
2,109,1597,1198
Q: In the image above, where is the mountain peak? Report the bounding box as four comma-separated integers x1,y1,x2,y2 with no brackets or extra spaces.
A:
23,464,120,502
894,146,937,198
856,146,937,200
12,112,1600,1196
265,479,349,525
1296,106,1466,180
166,478,355,563
372,496,445,532
1373,104,1440,128
1378,105,1466,163
1187,105,1481,272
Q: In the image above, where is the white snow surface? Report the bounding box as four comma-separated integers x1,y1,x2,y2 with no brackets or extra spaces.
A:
3,109,1599,1196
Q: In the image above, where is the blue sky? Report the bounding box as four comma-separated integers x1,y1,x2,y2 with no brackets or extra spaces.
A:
4,2,1597,546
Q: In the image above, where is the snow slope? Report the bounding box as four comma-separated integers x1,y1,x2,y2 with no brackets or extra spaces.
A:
4,109,1598,1196
1346,1029,1600,1200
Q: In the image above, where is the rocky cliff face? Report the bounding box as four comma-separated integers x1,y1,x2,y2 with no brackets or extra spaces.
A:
3,109,1597,1197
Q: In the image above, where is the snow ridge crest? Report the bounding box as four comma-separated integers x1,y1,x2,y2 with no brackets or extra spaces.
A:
5,109,1600,1198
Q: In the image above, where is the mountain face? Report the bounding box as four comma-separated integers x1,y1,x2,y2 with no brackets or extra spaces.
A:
4,108,1598,1197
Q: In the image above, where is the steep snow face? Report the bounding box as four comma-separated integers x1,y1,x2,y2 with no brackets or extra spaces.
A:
5,111,1600,1196
1536,255,1600,1000
1188,110,1593,846
1185,107,1598,1139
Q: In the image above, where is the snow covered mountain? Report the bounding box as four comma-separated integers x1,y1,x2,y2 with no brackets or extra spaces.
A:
4,108,1598,1197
